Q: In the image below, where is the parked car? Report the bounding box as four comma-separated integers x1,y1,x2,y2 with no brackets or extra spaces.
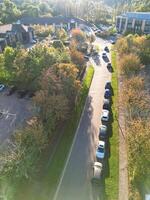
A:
7,86,17,96
104,46,109,52
103,98,110,110
91,162,103,183
99,125,107,140
111,40,115,44
101,109,109,122
107,63,113,71
102,52,107,57
104,89,111,99
96,140,105,160
84,55,90,61
105,81,111,90
0,84,5,92
31,39,37,44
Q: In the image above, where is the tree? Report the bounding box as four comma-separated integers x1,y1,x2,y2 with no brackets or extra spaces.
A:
0,0,21,23
128,120,150,195
0,119,47,180
56,29,67,42
71,29,86,43
119,53,141,77
70,49,85,67
33,25,53,38
122,76,150,120
54,63,81,106
33,68,69,135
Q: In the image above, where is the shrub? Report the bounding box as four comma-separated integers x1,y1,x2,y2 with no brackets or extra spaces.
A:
71,28,86,43
119,54,141,77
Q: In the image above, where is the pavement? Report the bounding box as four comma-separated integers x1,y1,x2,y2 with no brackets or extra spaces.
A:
0,90,33,146
53,38,112,200
118,77,128,200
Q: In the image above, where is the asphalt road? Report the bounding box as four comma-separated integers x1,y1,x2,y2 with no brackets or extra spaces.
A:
53,38,112,200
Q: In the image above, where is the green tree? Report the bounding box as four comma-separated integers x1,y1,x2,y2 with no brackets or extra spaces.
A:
1,0,21,23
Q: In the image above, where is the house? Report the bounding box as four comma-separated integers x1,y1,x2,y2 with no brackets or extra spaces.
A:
0,23,34,52
116,12,150,34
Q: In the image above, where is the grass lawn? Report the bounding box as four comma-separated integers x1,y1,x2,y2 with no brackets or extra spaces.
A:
105,49,119,200
14,65,94,200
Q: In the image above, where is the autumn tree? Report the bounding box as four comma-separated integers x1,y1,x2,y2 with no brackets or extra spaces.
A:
127,120,150,199
0,119,47,181
54,63,81,106
71,28,86,43
33,68,69,135
70,49,85,67
119,53,141,77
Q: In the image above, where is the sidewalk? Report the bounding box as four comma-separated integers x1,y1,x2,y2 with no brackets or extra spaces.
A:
118,77,128,200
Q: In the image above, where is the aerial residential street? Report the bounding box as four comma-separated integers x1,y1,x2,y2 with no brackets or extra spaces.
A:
53,38,111,200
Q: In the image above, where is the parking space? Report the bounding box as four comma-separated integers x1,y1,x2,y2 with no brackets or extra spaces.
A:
0,89,33,145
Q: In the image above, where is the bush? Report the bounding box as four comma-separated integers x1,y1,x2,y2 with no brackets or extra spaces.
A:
119,54,141,77
0,120,47,181
33,25,53,38
52,40,64,50
71,28,86,43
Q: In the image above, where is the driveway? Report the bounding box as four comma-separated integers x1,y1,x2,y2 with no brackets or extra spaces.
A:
53,38,112,200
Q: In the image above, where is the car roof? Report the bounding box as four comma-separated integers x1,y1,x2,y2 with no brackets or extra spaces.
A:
94,161,103,167
98,140,105,146
100,124,107,129
102,109,109,116
103,99,110,104
105,88,110,91
93,162,102,178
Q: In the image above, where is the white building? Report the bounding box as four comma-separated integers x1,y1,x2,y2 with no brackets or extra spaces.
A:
116,12,150,34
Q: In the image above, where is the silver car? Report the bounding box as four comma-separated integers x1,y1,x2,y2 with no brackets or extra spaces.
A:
91,162,103,183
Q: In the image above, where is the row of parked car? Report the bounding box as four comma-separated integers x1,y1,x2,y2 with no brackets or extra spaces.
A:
0,84,35,98
92,81,112,184
92,47,113,184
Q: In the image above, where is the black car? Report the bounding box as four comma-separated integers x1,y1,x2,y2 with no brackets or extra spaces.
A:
105,82,111,90
104,89,111,99
103,98,110,110
107,63,113,72
84,55,90,61
104,46,109,52
99,125,107,140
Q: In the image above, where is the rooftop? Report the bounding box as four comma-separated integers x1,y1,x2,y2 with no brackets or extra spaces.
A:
119,12,150,20
20,16,92,26
0,24,30,34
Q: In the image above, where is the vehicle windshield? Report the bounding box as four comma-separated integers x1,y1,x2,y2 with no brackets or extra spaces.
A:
98,146,104,153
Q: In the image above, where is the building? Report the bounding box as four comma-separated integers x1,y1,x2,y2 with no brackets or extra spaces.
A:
20,15,93,31
0,23,34,52
116,12,150,34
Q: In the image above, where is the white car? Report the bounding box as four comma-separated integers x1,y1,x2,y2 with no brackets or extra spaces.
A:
0,84,5,92
101,109,109,122
96,141,105,160
91,162,103,183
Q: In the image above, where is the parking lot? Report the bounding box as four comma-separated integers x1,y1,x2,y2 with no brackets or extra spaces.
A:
0,89,33,145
